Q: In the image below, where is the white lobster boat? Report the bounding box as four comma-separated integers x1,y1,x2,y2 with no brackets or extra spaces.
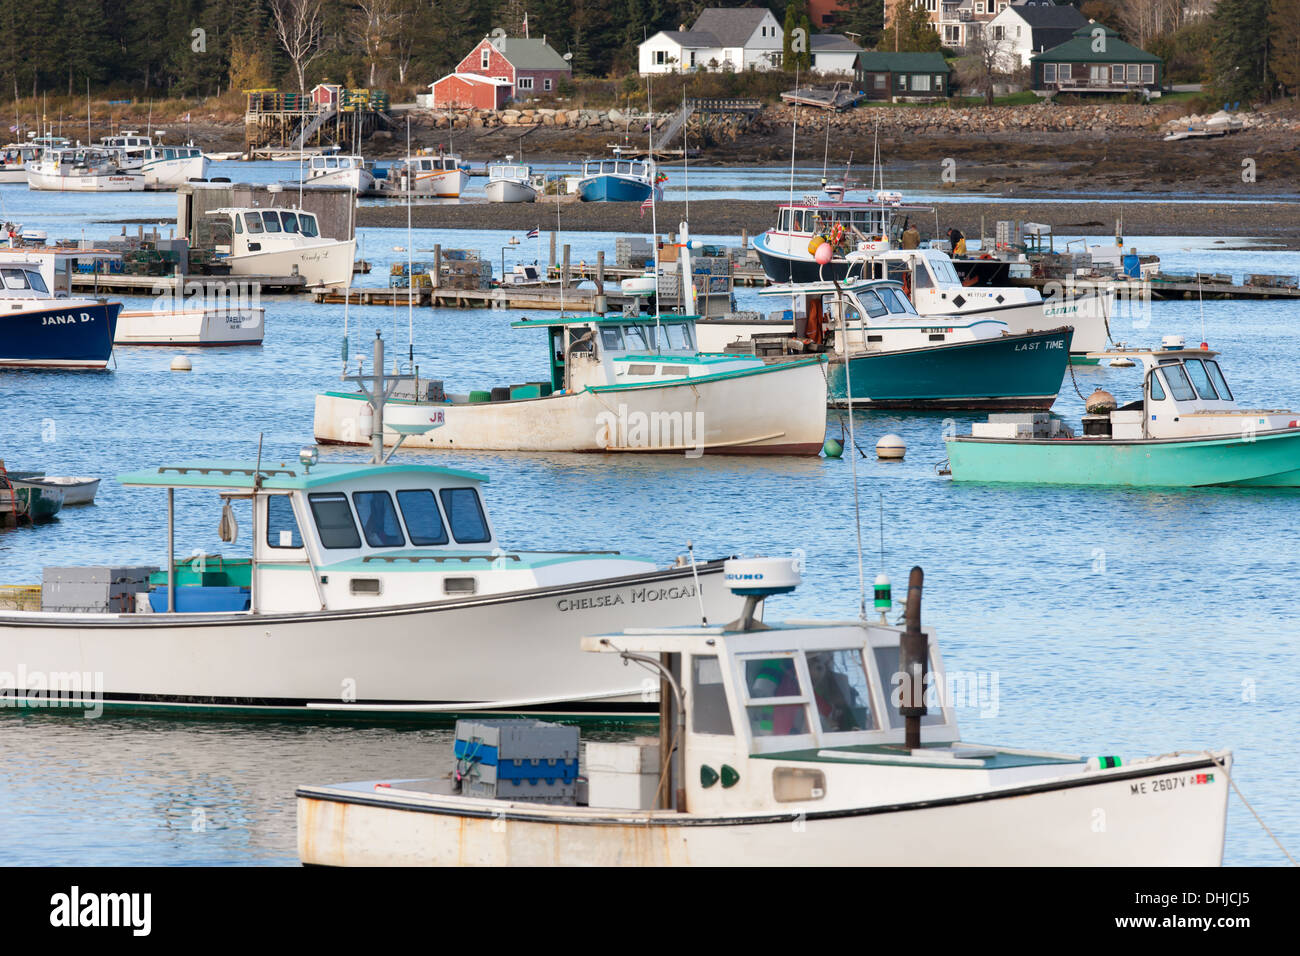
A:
306,153,375,192
0,143,39,183
0,453,746,719
26,148,144,191
297,561,1232,866
192,206,355,288
114,305,264,346
484,161,538,203
699,246,1111,362
314,318,828,455
99,133,209,188
382,153,468,198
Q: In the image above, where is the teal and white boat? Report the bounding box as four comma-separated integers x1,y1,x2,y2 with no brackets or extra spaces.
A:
713,277,1070,410
946,337,1300,487
315,319,828,455
0,452,747,719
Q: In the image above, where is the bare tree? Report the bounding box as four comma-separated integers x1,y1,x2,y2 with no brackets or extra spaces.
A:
392,0,421,84
270,0,326,95
354,0,402,87
957,28,1013,105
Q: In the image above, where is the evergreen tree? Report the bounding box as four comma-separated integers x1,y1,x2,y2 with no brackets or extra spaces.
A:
837,0,884,49
1209,0,1273,104
783,0,810,71
1269,0,1300,96
879,0,941,53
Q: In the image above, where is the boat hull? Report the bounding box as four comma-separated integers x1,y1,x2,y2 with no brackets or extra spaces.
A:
0,563,741,719
753,236,850,283
7,483,65,521
0,302,120,368
828,329,1070,409
485,179,537,203
142,155,210,188
27,170,145,191
947,427,1300,487
314,359,828,455
578,176,655,203
296,752,1229,866
224,238,355,288
115,307,265,346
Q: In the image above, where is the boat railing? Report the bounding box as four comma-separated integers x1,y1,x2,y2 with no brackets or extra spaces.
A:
156,465,297,478
360,553,521,564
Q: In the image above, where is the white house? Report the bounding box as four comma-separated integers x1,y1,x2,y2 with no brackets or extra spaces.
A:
638,7,783,74
810,35,865,75
987,1,1088,70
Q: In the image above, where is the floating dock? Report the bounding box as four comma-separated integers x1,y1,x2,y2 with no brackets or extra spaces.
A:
1009,276,1300,301
72,273,307,295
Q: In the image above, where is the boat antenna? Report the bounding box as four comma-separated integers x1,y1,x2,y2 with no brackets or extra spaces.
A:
555,160,565,316
787,66,800,323
1198,275,1207,347
833,277,868,620
406,115,414,370
647,77,662,342
254,432,264,489
682,81,689,224
686,540,707,626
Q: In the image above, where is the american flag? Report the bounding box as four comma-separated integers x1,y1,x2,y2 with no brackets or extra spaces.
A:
526,227,539,239
639,195,653,218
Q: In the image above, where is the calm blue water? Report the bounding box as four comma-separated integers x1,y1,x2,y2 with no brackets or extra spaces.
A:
0,176,1297,866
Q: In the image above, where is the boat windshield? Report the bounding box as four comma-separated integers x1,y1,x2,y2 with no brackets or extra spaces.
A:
243,213,264,234
439,488,490,544
280,211,299,233
1204,360,1233,401
299,214,320,238
926,255,961,285
1183,358,1221,400
742,656,810,737
623,325,650,351
260,212,282,233
808,649,875,733
664,322,692,350
875,287,910,314
855,290,889,318
353,491,405,548
1158,363,1197,402
1,267,34,290
396,489,449,546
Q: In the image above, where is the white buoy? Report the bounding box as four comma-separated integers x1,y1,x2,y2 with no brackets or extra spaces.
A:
170,356,192,372
876,434,906,460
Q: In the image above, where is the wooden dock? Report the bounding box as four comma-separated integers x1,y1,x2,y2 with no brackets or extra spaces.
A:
1009,276,1300,301
313,283,639,311
72,273,307,295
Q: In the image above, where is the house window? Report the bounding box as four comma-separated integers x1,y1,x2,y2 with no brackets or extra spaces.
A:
689,51,696,67
1111,64,1124,83
480,48,490,71
1043,63,1056,83
655,50,667,65
1128,63,1140,83
911,74,931,91
874,73,886,89
993,26,1003,40
1141,63,1154,84
543,78,552,91
935,74,943,90
517,76,534,90
897,74,908,90
975,1,984,12
1058,63,1071,81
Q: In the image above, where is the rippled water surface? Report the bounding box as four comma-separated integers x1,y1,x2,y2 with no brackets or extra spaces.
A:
0,173,1297,865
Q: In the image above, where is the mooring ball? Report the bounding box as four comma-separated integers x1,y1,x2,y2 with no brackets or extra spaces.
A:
823,437,844,459
814,243,834,266
876,434,906,460
170,356,193,372
1085,388,1117,414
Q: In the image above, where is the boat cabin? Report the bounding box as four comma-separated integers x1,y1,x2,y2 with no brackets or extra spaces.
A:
488,163,530,182
1092,340,1294,440
581,158,653,182
844,247,1041,316
116,459,509,615
579,560,966,815
511,314,710,394
400,154,462,174
1,145,38,165
770,197,929,247
194,207,324,254
309,154,366,177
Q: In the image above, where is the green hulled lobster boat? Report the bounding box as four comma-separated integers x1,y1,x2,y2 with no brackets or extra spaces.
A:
945,338,1300,487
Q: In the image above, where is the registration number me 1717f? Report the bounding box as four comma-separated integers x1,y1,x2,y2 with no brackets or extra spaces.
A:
1131,772,1215,795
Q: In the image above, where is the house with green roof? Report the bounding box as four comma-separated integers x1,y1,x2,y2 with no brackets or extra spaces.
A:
854,51,951,102
1029,24,1163,96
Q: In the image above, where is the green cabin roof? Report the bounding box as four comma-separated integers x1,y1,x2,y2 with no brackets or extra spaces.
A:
1030,25,1162,64
118,460,489,491
509,314,700,329
855,51,951,74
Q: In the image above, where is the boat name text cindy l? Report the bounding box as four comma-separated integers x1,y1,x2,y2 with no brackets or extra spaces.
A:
557,583,697,612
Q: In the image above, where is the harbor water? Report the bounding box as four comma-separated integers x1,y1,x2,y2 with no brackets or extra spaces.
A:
0,173,1297,865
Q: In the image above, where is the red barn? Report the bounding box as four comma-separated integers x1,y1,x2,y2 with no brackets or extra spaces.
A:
450,36,571,101
430,73,511,110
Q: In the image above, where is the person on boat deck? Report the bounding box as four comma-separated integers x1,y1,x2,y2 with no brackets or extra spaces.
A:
809,653,865,733
901,222,921,250
947,228,967,257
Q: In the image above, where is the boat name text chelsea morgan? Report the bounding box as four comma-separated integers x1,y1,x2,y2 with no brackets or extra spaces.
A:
557,583,698,612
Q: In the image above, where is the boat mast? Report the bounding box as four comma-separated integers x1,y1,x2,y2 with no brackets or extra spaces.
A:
647,77,660,344
406,115,413,371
